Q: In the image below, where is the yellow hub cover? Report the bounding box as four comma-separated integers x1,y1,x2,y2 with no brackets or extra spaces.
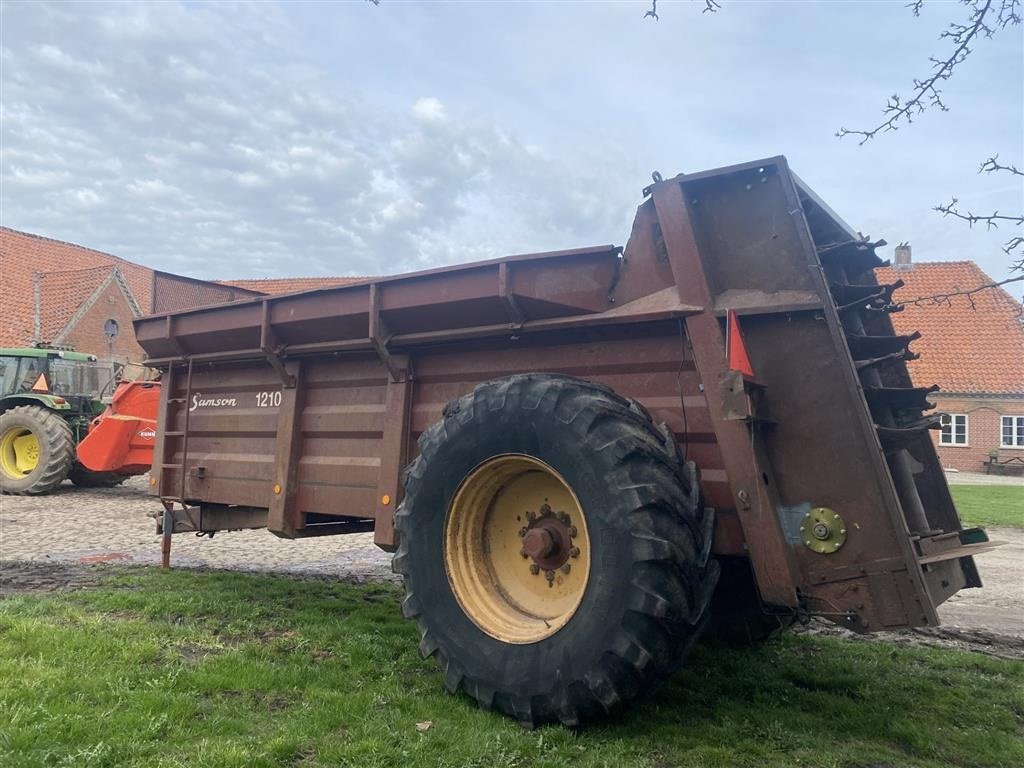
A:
800,507,847,554
444,455,591,644
0,427,40,477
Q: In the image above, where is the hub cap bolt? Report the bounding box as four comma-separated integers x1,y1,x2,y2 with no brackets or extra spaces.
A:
529,563,540,575
569,546,580,558
519,526,528,537
539,503,551,516
526,511,536,523
545,570,555,587
568,525,577,538
519,547,529,559
560,563,571,575
522,528,556,559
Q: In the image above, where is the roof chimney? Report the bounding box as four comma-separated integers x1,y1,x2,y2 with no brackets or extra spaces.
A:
894,242,912,270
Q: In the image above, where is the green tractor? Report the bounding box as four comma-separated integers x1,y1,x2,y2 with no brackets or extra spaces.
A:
0,347,127,494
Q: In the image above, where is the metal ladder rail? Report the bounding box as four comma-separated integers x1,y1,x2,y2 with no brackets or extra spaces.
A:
157,358,195,501
159,358,194,569
177,357,195,502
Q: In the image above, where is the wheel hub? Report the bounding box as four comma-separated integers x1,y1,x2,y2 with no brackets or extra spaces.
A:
1,427,40,477
519,503,579,578
444,454,591,644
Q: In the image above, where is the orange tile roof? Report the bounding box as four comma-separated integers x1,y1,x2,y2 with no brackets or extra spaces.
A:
0,227,154,347
875,261,1024,395
216,276,368,295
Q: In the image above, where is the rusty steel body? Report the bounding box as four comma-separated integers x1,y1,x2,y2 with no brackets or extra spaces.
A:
135,157,985,633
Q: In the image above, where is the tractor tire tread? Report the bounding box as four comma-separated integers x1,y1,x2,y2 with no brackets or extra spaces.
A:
393,373,718,727
0,405,74,495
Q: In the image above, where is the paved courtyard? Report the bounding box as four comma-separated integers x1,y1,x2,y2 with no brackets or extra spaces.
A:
0,477,395,581
1,474,1020,638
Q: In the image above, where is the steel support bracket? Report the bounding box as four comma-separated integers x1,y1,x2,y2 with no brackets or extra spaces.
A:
260,300,296,388
498,261,526,328
369,282,407,382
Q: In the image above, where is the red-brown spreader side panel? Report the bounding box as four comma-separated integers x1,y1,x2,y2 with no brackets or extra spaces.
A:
154,325,733,541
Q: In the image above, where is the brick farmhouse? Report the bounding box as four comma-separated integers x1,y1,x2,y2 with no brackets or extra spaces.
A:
0,228,368,369
876,254,1024,473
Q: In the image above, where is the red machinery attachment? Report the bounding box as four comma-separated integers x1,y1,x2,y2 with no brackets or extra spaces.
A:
77,380,161,476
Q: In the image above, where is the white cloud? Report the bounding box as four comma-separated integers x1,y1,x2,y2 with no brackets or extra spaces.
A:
32,44,106,76
2,1,1018,285
411,97,448,123
67,188,104,207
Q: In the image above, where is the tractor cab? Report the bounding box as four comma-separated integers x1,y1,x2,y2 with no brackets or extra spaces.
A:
0,347,113,415
0,348,154,494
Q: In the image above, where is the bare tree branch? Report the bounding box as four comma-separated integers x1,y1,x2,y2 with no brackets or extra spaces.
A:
979,154,1024,176
836,0,1020,144
934,197,1024,258
644,0,720,21
893,273,1024,312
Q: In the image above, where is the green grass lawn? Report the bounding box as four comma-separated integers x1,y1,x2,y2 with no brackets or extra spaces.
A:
1,569,1021,768
950,484,1024,529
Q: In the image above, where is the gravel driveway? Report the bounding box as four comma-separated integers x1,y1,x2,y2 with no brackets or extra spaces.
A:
0,477,394,581
1,477,1020,640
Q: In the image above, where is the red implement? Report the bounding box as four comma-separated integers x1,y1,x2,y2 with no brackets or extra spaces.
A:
77,380,160,475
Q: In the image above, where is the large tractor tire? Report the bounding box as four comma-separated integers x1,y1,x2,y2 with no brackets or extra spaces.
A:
69,464,128,488
393,373,719,727
0,405,74,495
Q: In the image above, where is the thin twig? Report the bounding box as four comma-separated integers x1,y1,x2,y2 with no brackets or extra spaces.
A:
979,155,1024,176
893,274,1024,311
837,0,1020,144
644,0,720,20
934,198,1024,255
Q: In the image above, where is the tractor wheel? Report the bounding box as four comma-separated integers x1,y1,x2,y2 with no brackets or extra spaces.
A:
69,465,128,488
0,405,74,495
393,373,719,727
704,556,796,647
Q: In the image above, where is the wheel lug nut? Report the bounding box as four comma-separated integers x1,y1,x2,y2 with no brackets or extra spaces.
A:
520,547,529,558
519,526,528,537
568,526,577,537
569,546,580,558
560,563,571,575
529,563,540,575
545,570,555,585
526,511,536,523
539,503,551,516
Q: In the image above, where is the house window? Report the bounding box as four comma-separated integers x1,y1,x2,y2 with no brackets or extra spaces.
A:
1001,416,1024,449
940,414,968,446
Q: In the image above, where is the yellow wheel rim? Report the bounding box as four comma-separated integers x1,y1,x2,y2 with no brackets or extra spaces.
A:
444,455,591,644
0,427,40,477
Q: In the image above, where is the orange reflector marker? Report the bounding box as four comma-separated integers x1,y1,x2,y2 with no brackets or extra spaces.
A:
31,373,50,393
725,309,755,378
150,477,157,486
381,494,391,506
273,483,282,494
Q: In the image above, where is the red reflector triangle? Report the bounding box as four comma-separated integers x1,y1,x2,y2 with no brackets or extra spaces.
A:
726,310,755,378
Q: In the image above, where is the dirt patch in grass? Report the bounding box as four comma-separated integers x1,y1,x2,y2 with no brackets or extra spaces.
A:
797,621,1024,661
0,560,104,594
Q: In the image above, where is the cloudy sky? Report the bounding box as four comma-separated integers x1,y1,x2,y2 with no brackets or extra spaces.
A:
1,1,1021,285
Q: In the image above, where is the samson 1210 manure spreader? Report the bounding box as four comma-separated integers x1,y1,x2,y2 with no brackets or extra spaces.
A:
134,157,996,727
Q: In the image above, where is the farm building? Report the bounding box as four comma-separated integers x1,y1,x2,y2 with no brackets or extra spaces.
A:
877,248,1024,473
0,227,264,364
